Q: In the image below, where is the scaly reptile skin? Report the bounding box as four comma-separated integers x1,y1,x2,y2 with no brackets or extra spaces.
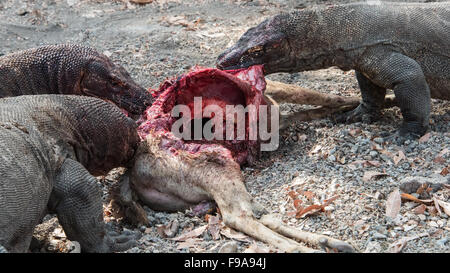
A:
0,95,140,252
0,44,152,115
217,1,450,138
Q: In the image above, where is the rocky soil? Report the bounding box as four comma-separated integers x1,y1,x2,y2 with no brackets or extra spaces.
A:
1,0,448,253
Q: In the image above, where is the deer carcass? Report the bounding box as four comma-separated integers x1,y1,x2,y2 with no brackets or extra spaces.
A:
114,65,355,252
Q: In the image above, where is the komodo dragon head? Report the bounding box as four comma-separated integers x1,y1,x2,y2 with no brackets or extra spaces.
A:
79,53,152,115
216,14,295,74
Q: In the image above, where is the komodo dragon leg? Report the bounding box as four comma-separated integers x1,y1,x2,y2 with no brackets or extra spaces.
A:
340,48,431,140
336,71,387,124
48,159,137,253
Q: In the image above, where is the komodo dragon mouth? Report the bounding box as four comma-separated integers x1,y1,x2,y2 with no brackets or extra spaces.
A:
136,65,267,165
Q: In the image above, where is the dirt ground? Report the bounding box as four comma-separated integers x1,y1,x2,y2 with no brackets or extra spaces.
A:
1,0,449,253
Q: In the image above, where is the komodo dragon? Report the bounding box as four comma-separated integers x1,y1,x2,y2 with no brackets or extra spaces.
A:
0,44,152,115
0,95,140,253
216,1,450,140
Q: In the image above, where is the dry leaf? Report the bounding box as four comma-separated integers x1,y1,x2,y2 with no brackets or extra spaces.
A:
434,156,446,164
416,183,429,195
440,166,449,176
295,196,338,218
293,199,303,209
363,171,388,182
400,193,433,205
386,189,401,218
388,233,428,253
286,211,297,217
160,15,200,30
371,143,384,151
418,132,431,143
412,204,427,214
388,238,408,253
207,215,222,240
366,160,381,167
351,160,381,167
156,219,179,238
433,197,442,215
170,225,207,241
349,128,362,137
438,148,449,157
296,204,323,218
287,190,298,199
323,195,339,206
220,227,249,242
297,134,308,142
393,150,406,165
299,190,315,201
309,145,322,155
176,238,202,250
434,198,450,216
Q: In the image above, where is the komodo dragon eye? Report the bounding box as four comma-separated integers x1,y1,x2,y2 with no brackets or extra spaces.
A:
247,46,264,57
110,77,124,87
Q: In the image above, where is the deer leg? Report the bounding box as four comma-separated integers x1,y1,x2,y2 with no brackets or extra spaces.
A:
264,80,397,129
209,175,354,252
259,214,355,253
265,80,360,107
218,203,318,253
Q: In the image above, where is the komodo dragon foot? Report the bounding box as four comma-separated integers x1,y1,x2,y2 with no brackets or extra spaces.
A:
334,103,382,125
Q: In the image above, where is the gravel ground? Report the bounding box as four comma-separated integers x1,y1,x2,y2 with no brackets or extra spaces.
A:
1,0,448,253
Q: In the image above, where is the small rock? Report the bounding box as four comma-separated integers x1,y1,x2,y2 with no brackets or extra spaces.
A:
67,241,81,253
403,224,416,232
372,232,387,240
373,137,384,144
53,228,66,239
364,241,382,253
16,9,29,16
418,214,426,221
147,216,157,225
218,241,238,253
428,221,439,228
374,192,383,200
103,50,113,57
436,238,448,247
66,0,79,7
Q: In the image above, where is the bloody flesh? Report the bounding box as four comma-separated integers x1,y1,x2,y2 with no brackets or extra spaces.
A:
137,65,266,165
